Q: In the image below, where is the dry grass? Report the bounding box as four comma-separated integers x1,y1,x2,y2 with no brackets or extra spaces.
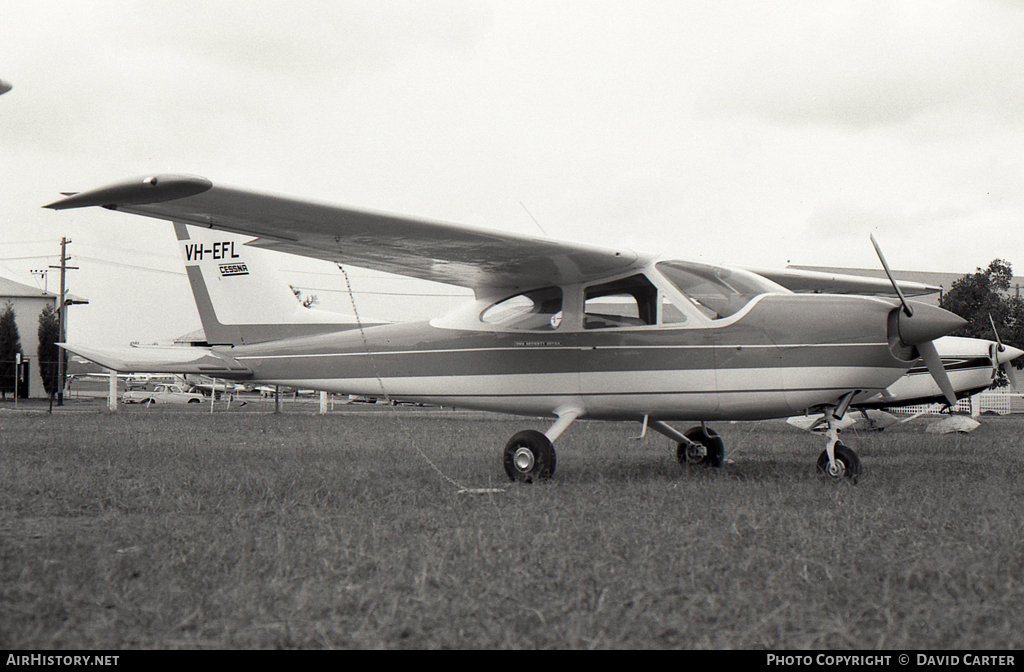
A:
1,405,1022,649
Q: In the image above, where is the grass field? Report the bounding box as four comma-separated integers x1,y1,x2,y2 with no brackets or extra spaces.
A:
1,403,1022,649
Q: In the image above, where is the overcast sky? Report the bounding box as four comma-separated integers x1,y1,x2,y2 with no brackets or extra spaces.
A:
3,1,1024,345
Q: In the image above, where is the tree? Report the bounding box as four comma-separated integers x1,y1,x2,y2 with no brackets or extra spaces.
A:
0,302,23,399
38,303,62,399
940,260,1024,385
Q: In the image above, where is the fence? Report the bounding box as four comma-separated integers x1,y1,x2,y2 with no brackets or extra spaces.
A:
890,389,1022,416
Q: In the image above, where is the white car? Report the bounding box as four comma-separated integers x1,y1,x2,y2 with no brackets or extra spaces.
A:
121,384,205,405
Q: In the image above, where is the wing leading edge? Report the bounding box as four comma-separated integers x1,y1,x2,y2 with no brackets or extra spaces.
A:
45,174,643,291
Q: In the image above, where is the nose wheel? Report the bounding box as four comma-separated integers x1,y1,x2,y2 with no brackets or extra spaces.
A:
816,441,860,483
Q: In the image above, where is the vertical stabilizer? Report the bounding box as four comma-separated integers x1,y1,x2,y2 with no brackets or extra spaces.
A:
174,223,368,345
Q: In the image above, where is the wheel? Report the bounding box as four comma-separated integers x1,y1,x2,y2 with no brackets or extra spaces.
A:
677,426,725,468
187,399,201,404
503,430,557,483
817,442,861,483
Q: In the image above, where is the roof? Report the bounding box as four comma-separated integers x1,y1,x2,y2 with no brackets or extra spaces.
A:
0,275,58,299
0,274,88,303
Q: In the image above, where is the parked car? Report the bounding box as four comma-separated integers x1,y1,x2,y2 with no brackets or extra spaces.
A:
121,384,205,405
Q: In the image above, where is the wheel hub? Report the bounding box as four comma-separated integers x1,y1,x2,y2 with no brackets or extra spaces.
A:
685,443,707,462
513,447,535,473
825,459,846,478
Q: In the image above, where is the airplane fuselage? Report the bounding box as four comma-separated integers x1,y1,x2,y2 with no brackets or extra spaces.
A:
217,292,914,422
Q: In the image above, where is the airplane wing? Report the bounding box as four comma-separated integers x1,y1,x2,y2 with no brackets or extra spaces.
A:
742,266,940,297
59,343,252,379
45,174,644,291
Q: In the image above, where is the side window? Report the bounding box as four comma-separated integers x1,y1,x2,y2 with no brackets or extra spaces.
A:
481,287,563,331
584,275,657,329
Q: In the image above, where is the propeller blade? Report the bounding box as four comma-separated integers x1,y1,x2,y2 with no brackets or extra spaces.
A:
988,314,1022,390
870,233,913,317
1004,362,1021,390
989,314,1002,346
918,340,958,407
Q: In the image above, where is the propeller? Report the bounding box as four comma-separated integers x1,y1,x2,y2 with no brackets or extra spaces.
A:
871,234,962,407
988,314,1022,390
870,234,913,317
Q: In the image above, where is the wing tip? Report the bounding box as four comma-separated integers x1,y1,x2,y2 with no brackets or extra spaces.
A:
44,174,213,210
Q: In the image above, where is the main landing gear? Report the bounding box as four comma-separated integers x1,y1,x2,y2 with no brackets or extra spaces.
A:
501,404,862,483
677,426,725,467
503,430,557,483
503,408,580,483
642,420,725,469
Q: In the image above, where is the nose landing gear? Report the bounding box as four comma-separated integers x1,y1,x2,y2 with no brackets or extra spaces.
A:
816,397,861,484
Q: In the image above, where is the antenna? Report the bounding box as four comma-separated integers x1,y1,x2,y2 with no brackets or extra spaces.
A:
519,202,548,237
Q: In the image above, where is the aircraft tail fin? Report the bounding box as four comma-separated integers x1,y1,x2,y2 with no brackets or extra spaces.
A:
174,223,374,345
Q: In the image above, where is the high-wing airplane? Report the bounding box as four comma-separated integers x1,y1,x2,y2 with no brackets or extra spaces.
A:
46,174,969,483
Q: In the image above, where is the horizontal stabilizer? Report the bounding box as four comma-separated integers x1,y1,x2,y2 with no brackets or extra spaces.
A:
60,343,252,379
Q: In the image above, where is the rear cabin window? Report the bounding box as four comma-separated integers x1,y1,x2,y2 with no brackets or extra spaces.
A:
480,287,563,331
584,275,657,329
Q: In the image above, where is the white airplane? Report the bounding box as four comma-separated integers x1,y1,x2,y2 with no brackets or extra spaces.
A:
46,174,969,483
787,334,1023,433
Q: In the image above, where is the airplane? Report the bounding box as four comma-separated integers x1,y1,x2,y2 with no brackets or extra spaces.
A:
787,334,1024,433
185,375,249,397
0,79,11,96
45,173,969,483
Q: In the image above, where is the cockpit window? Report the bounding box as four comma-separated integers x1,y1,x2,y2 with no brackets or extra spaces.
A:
481,287,563,331
656,260,787,320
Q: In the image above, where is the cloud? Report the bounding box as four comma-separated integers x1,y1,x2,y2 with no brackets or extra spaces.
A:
694,1,1024,128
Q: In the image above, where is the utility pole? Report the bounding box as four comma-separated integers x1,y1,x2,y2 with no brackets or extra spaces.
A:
49,237,78,406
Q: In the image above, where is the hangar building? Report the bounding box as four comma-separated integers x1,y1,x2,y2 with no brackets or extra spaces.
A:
0,275,87,399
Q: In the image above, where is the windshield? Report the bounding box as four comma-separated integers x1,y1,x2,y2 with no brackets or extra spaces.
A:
656,260,788,320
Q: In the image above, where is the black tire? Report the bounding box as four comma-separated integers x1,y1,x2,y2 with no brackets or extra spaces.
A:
503,430,557,483
187,399,201,404
817,442,861,483
677,426,725,468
